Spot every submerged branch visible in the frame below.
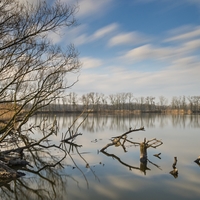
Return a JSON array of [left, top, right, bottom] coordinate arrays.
[[61, 133, 82, 143], [112, 127, 145, 139]]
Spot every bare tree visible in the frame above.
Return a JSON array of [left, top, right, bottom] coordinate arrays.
[[99, 93, 107, 111], [108, 94, 117, 111], [159, 96, 167, 110], [188, 96, 200, 112], [0, 0, 81, 141], [127, 92, 133, 111]]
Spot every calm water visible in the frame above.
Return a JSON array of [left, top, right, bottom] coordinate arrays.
[[1, 114, 200, 200]]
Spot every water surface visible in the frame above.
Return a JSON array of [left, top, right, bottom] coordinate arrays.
[[1, 114, 200, 200]]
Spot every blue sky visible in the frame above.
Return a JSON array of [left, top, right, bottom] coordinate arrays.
[[27, 0, 200, 100]]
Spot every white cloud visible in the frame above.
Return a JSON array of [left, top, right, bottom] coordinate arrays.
[[122, 44, 175, 62], [92, 23, 119, 40], [65, 23, 119, 46], [47, 24, 88, 46], [76, 0, 113, 18], [171, 56, 200, 69], [17, 0, 37, 5], [47, 31, 63, 44], [81, 57, 103, 69], [48, 1, 200, 99], [121, 30, 200, 64], [74, 34, 89, 46], [178, 39, 200, 56], [72, 51, 200, 98], [108, 32, 149, 47], [66, 22, 200, 99], [166, 26, 200, 42]]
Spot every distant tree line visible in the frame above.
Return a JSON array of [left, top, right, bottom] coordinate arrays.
[[38, 92, 200, 114]]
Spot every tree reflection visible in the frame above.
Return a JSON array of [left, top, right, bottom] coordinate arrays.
[[0, 141, 92, 200], [46, 113, 200, 134], [0, 149, 69, 199], [0, 113, 92, 199]]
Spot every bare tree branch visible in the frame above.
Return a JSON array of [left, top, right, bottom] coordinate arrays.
[[0, 0, 81, 141]]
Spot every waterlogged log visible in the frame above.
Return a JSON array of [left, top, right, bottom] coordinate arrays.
[[0, 161, 25, 179], [0, 147, 33, 169], [7, 159, 32, 167]]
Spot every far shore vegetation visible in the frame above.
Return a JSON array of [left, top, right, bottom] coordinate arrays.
[[6, 93, 199, 116], [35, 92, 199, 115]]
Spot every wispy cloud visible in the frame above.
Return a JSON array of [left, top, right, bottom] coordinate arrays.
[[24, 0, 200, 99], [66, 23, 119, 46], [75, 57, 200, 97], [92, 23, 119, 40], [122, 44, 175, 62], [17, 0, 38, 5], [75, 0, 113, 18], [73, 24, 200, 98], [68, 24, 149, 48], [108, 31, 149, 47], [166, 26, 200, 42], [81, 57, 103, 69], [121, 24, 200, 63]]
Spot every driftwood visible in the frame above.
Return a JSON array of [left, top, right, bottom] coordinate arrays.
[[0, 147, 32, 179], [0, 161, 25, 179]]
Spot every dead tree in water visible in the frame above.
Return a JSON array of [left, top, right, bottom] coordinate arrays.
[[100, 127, 145, 152], [140, 138, 163, 163], [100, 127, 163, 174], [100, 127, 163, 161]]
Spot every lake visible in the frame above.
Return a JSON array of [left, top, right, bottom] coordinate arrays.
[[1, 113, 200, 200]]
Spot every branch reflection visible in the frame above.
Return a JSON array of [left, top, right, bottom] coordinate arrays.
[[0, 114, 92, 200]]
